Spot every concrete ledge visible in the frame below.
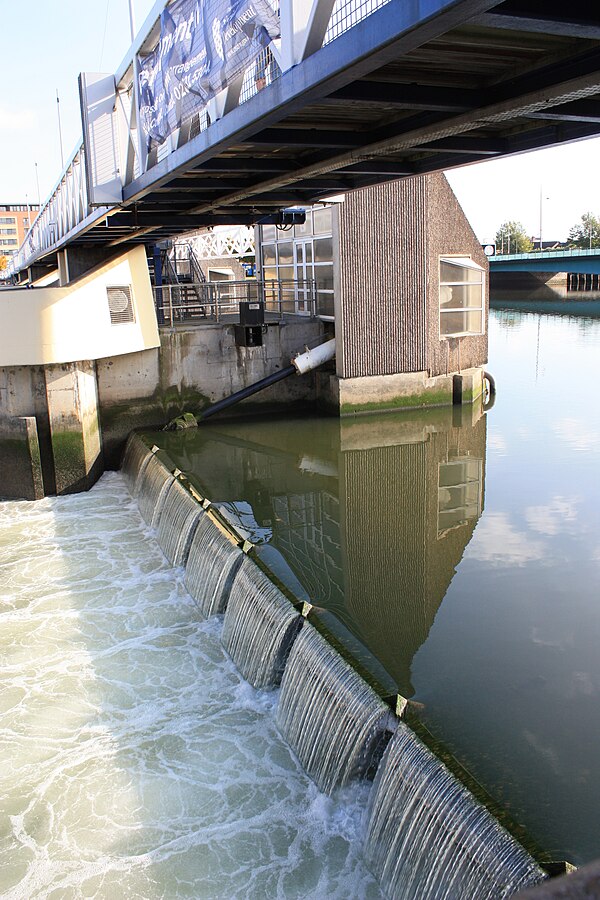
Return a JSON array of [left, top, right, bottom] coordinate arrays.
[[337, 368, 484, 415], [517, 860, 600, 898]]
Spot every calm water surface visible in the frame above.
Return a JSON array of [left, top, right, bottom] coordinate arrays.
[[152, 307, 600, 867]]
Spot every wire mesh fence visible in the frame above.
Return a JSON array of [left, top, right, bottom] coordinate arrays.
[[324, 0, 393, 44]]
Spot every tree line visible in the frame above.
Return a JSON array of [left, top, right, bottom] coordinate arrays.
[[495, 214, 600, 253]]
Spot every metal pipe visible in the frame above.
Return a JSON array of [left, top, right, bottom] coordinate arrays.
[[200, 338, 336, 421], [200, 365, 296, 420]]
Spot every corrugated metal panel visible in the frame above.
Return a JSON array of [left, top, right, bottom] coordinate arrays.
[[337, 178, 427, 378]]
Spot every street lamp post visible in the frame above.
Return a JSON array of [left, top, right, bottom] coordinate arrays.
[[539, 187, 550, 251]]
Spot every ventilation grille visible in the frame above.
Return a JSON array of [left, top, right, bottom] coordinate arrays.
[[107, 285, 135, 324]]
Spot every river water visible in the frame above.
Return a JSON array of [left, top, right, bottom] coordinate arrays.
[[0, 479, 380, 898], [148, 306, 600, 868], [1, 306, 599, 896]]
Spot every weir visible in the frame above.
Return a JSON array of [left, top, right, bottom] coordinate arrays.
[[184, 514, 243, 617], [277, 624, 395, 795], [120, 431, 549, 898], [365, 723, 546, 898], [222, 557, 303, 688], [155, 478, 203, 567], [136, 450, 176, 528]]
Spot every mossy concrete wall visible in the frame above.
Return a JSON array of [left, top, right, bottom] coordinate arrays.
[[0, 361, 103, 498], [96, 320, 324, 467], [321, 367, 484, 416], [0, 416, 44, 500], [44, 362, 103, 494], [0, 319, 323, 496]]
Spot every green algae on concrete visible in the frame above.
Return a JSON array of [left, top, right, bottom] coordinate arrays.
[[50, 429, 101, 494], [340, 389, 452, 415], [99, 386, 212, 468], [0, 432, 44, 500]]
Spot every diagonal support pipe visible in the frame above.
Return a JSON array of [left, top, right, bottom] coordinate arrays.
[[199, 338, 336, 421]]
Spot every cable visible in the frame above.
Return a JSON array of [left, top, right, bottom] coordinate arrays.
[[99, 0, 111, 70]]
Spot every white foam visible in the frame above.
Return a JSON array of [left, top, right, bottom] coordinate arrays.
[[0, 473, 381, 899]]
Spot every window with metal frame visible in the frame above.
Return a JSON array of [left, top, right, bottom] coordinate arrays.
[[439, 257, 484, 338], [258, 206, 334, 318]]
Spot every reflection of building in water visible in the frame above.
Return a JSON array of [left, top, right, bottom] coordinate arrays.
[[157, 405, 487, 697], [271, 491, 344, 609], [338, 408, 486, 695]]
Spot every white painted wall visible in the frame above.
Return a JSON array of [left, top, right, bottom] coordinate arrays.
[[0, 247, 159, 366]]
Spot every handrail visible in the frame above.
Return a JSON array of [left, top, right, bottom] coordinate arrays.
[[154, 278, 318, 326], [7, 0, 395, 278]]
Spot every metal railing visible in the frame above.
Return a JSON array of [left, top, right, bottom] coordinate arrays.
[[10, 0, 397, 278], [154, 279, 317, 326]]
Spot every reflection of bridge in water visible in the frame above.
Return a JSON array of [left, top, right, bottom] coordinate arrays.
[[11, 0, 600, 280], [154, 403, 487, 697]]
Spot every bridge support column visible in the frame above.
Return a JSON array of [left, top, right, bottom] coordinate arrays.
[[0, 361, 104, 500]]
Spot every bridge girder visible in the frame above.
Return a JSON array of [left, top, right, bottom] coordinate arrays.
[[13, 0, 600, 272]]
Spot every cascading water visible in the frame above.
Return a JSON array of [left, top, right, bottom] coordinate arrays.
[[0, 472, 381, 898], [276, 624, 395, 795], [121, 431, 153, 499], [119, 430, 553, 898], [120, 433, 152, 497], [184, 514, 244, 617], [155, 479, 203, 566], [136, 453, 176, 528], [364, 721, 547, 899], [221, 557, 303, 688]]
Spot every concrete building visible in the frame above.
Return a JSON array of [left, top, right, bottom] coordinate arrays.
[[255, 172, 488, 415], [0, 203, 39, 265]]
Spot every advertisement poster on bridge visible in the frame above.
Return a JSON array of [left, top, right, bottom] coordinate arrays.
[[138, 0, 280, 148]]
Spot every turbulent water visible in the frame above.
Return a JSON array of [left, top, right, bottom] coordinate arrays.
[[0, 474, 381, 899]]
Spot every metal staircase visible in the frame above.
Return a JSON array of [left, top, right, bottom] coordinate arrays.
[[149, 243, 209, 319]]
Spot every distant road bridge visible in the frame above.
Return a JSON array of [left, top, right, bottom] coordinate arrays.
[[12, 0, 600, 278], [490, 248, 600, 274]]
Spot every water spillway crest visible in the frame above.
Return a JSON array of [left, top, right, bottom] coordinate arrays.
[[276, 624, 396, 796], [155, 478, 203, 567], [135, 451, 176, 528], [184, 513, 244, 617], [222, 556, 303, 688], [121, 432, 152, 497], [365, 721, 547, 899]]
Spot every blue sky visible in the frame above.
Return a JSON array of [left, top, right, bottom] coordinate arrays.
[[3, 0, 600, 243]]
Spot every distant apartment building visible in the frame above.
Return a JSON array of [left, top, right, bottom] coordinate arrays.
[[0, 203, 39, 261]]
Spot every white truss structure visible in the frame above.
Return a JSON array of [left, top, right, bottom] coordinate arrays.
[[8, 0, 390, 277], [192, 226, 255, 260]]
